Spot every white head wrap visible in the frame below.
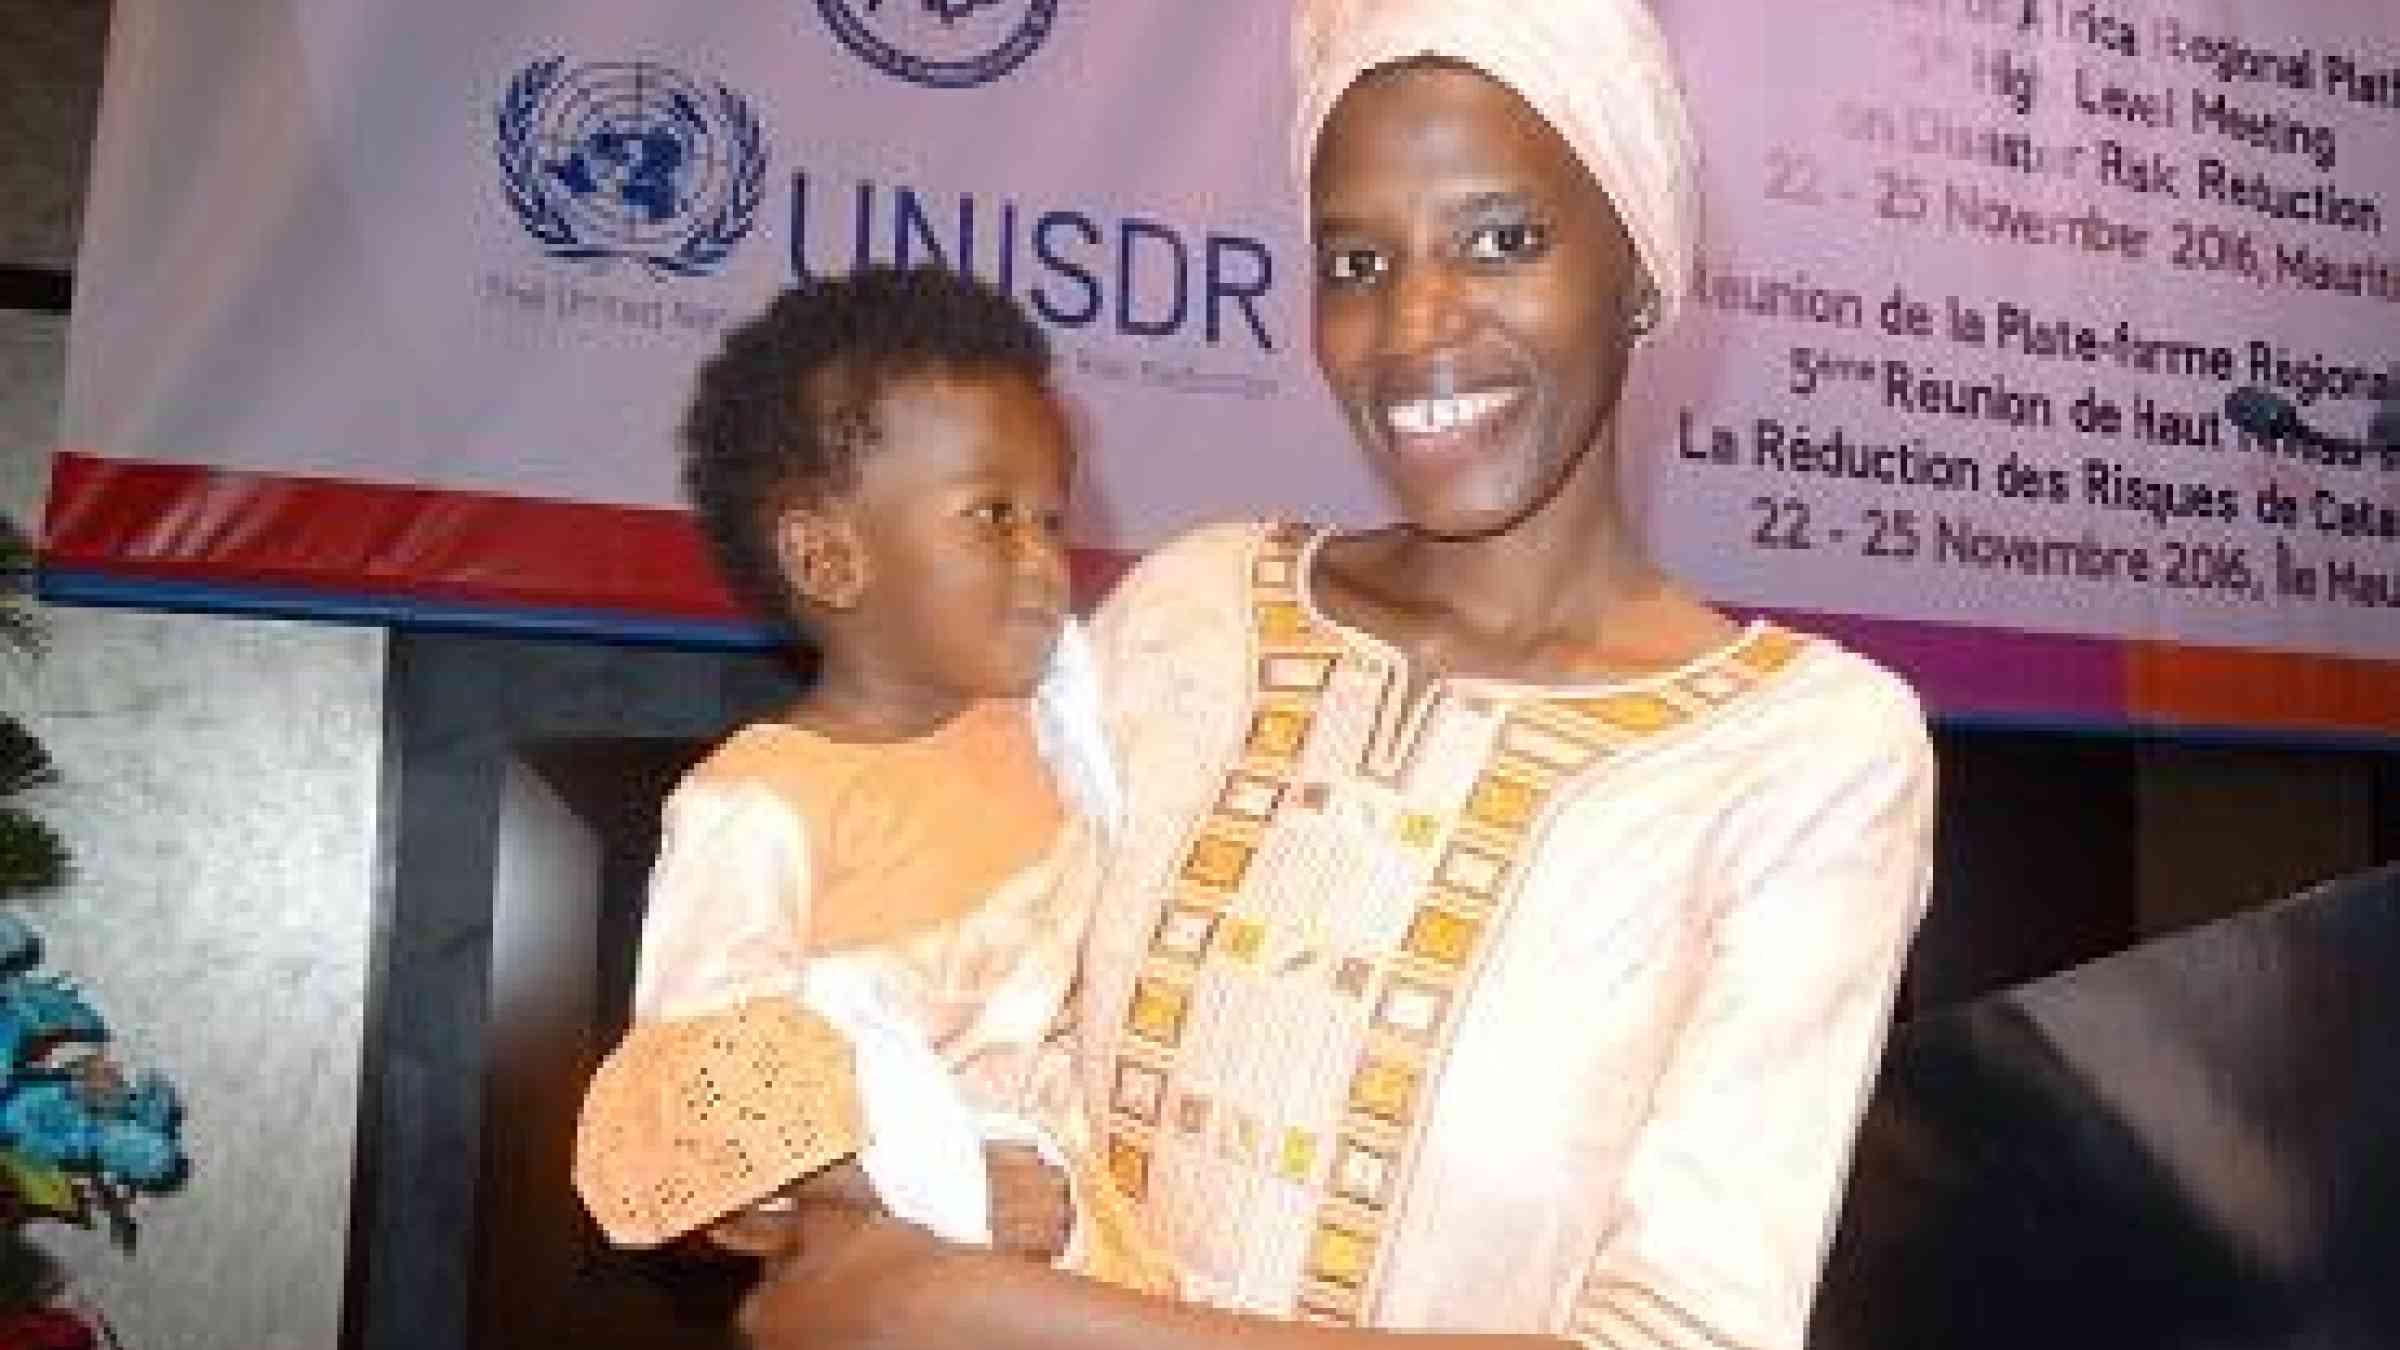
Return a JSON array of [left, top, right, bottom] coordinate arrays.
[[1292, 0, 1701, 329]]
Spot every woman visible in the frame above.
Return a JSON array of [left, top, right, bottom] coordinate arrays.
[[742, 2, 1935, 1347]]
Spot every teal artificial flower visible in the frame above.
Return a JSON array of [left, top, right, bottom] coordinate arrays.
[[0, 977, 101, 1042], [0, 1080, 98, 1166], [0, 1007, 26, 1077], [123, 1070, 178, 1135], [94, 1119, 180, 1188]]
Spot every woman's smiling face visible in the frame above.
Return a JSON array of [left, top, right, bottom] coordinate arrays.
[[1309, 60, 1646, 538]]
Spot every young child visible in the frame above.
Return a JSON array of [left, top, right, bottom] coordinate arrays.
[[571, 264, 1164, 1291]]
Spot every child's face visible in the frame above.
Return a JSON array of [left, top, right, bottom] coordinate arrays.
[[819, 368, 1073, 703]]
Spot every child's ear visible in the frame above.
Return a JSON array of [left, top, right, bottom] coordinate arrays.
[[775, 511, 870, 610]]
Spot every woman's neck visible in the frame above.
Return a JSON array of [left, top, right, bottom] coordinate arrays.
[[1390, 468, 1655, 640], [1321, 427, 1735, 684]]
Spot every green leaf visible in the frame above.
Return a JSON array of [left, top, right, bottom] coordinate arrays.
[[0, 516, 37, 660], [0, 719, 56, 799], [0, 516, 30, 579], [0, 810, 68, 899], [0, 1150, 79, 1217]]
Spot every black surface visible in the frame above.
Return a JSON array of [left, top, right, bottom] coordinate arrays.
[[1814, 864, 2400, 1349]]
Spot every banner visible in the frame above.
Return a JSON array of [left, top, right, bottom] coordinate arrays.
[[1625, 0, 2399, 734], [46, 0, 2399, 734]]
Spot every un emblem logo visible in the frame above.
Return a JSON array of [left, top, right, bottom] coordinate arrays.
[[495, 58, 768, 279], [817, 0, 1058, 90]]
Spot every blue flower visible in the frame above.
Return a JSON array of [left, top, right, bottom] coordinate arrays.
[[0, 913, 35, 969], [0, 978, 102, 1042], [0, 1007, 27, 1074], [123, 1071, 178, 1135], [0, 1080, 99, 1166], [95, 1120, 180, 1187]]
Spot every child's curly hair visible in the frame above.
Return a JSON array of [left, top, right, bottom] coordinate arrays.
[[682, 264, 1053, 629]]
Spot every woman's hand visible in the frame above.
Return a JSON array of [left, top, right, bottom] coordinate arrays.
[[736, 1211, 969, 1350], [736, 1206, 1567, 1350], [985, 1142, 1073, 1263]]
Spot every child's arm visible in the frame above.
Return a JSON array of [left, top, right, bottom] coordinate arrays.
[[575, 777, 861, 1248], [583, 762, 1103, 1267], [630, 778, 814, 1022], [574, 994, 864, 1248]]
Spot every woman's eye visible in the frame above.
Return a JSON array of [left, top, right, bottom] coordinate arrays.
[[1463, 221, 1546, 263], [967, 501, 1011, 526], [1320, 246, 1387, 286]]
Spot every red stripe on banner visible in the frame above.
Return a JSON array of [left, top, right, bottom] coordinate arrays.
[[41, 455, 2398, 738], [2127, 642, 2400, 738], [46, 453, 743, 618], [43, 454, 1139, 618]]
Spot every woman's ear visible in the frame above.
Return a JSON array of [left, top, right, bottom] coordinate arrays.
[[775, 510, 870, 610]]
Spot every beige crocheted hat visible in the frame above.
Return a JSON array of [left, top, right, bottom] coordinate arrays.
[[573, 996, 862, 1248]]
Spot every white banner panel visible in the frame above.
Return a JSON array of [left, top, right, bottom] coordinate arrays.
[[62, 0, 1368, 541], [50, 0, 2400, 726], [1628, 0, 2398, 666]]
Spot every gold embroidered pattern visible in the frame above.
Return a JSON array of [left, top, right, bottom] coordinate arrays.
[[1729, 624, 1806, 675], [1395, 809, 1444, 851], [1249, 708, 1313, 759], [1402, 906, 1480, 968], [1127, 979, 1191, 1045], [1107, 1133, 1150, 1197], [1307, 1220, 1375, 1288], [1559, 690, 1688, 735], [1102, 525, 1813, 1323], [1183, 833, 1256, 889], [1218, 917, 1267, 965], [1278, 1126, 1321, 1183], [1104, 525, 1342, 1203], [1293, 622, 1812, 1326]]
